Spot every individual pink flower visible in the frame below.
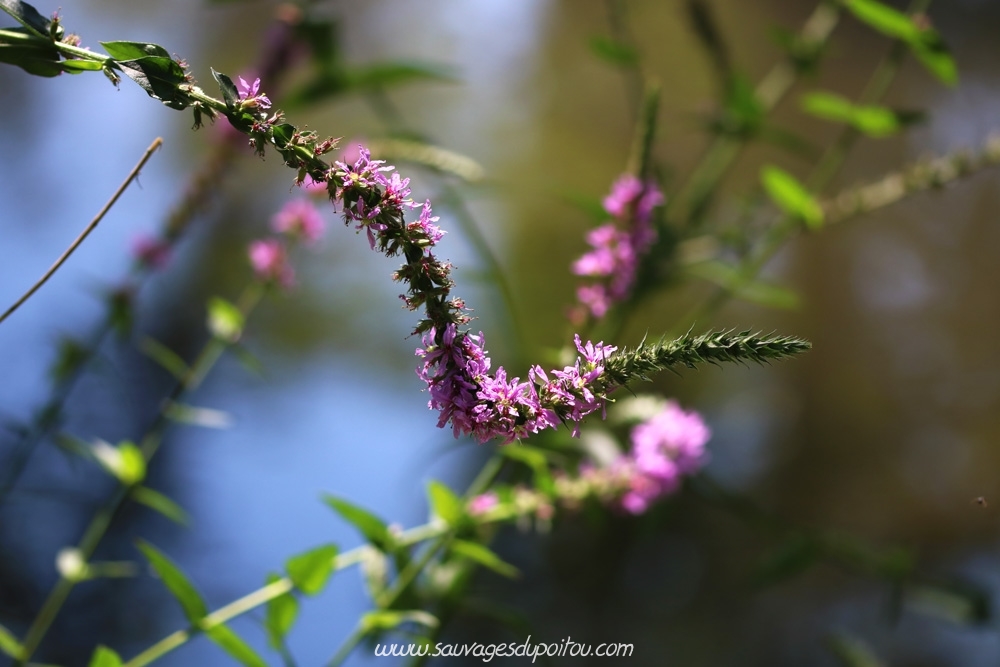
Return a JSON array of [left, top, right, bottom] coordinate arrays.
[[271, 199, 325, 245], [237, 76, 272, 110], [248, 239, 294, 288], [131, 235, 171, 270], [468, 492, 499, 516]]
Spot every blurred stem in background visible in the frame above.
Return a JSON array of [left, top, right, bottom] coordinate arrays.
[[0, 5, 309, 508]]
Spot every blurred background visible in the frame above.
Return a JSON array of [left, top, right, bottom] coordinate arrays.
[[3, 0, 1000, 664]]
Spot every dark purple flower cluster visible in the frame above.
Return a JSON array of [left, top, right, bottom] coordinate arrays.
[[318, 145, 623, 443]]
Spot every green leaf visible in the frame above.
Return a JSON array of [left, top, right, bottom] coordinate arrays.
[[826, 633, 884, 667], [323, 495, 391, 549], [91, 440, 146, 486], [558, 190, 608, 223], [53, 432, 91, 460], [359, 610, 439, 634], [136, 540, 208, 622], [451, 539, 520, 579], [87, 645, 123, 667], [369, 138, 485, 182], [842, 0, 958, 86], [912, 36, 958, 86], [139, 337, 190, 380], [163, 402, 233, 429], [588, 35, 638, 68], [133, 486, 190, 525], [207, 297, 244, 343], [211, 68, 239, 108], [754, 535, 818, 586], [908, 581, 991, 625], [285, 544, 338, 595], [231, 344, 265, 378], [265, 573, 299, 649], [99, 40, 171, 60], [427, 480, 463, 526], [205, 625, 268, 667], [50, 337, 88, 382], [344, 61, 457, 90], [843, 0, 921, 43], [115, 56, 190, 109], [56, 547, 89, 582], [0, 41, 61, 76], [117, 441, 146, 485], [800, 91, 855, 123], [760, 165, 824, 229], [801, 91, 922, 138], [0, 623, 22, 658], [500, 447, 554, 496], [0, 0, 51, 38], [686, 0, 731, 81], [689, 261, 800, 310]]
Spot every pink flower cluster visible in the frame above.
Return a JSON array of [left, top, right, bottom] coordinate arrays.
[[572, 174, 663, 320], [416, 326, 616, 444], [313, 145, 621, 443], [247, 198, 327, 288], [617, 401, 710, 513], [463, 402, 709, 519]]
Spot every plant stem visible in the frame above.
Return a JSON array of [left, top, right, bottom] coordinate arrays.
[[0, 138, 163, 326], [676, 0, 931, 330], [15, 283, 264, 665], [125, 456, 506, 667]]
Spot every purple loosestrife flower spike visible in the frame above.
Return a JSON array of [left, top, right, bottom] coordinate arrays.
[[327, 144, 625, 443], [572, 174, 663, 321]]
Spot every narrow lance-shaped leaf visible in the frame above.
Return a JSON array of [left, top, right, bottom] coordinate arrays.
[[285, 544, 338, 595], [136, 540, 207, 622], [0, 622, 21, 658], [501, 446, 554, 496], [761, 165, 824, 229], [843, 0, 922, 42], [360, 610, 439, 634], [911, 34, 958, 87], [0, 0, 51, 38], [100, 40, 171, 60], [207, 297, 244, 343], [0, 40, 62, 77], [688, 261, 800, 310], [163, 402, 233, 429], [826, 633, 885, 667], [115, 56, 191, 110], [801, 91, 923, 138], [132, 486, 190, 525], [139, 336, 190, 380], [87, 645, 123, 667], [587, 36, 638, 68], [323, 495, 391, 549], [451, 539, 520, 579], [427, 480, 463, 526], [907, 580, 991, 625], [211, 68, 239, 108], [264, 572, 299, 649], [205, 625, 268, 667], [842, 0, 957, 86]]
